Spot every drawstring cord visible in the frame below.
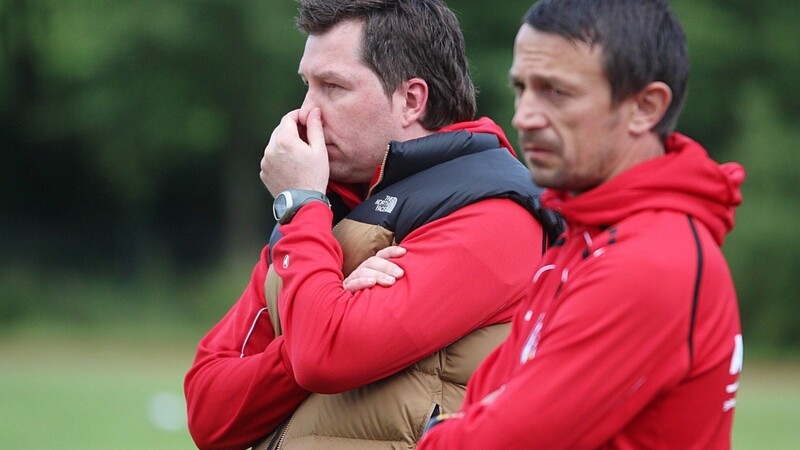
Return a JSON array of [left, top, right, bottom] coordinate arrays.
[[240, 307, 269, 358]]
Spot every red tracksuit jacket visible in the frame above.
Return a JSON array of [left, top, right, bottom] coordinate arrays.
[[184, 120, 546, 450], [417, 133, 745, 449]]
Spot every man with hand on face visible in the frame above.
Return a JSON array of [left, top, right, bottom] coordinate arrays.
[[407, 0, 746, 449], [184, 1, 561, 449]]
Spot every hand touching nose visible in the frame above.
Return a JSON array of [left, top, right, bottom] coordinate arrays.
[[260, 107, 330, 197]]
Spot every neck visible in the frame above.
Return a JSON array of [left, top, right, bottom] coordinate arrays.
[[398, 121, 436, 143], [569, 133, 665, 197], [611, 133, 665, 180]]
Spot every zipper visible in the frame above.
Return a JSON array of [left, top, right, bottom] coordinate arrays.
[[331, 143, 390, 238], [366, 143, 391, 199], [273, 413, 295, 450]]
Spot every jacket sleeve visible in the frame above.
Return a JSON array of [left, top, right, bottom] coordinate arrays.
[[415, 248, 699, 450], [272, 198, 544, 394], [184, 245, 310, 450]]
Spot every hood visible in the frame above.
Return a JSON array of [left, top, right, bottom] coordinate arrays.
[[440, 117, 515, 156], [542, 133, 745, 245], [328, 117, 515, 207]]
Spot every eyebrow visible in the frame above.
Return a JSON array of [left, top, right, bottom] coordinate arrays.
[[508, 65, 538, 85], [298, 69, 351, 86], [509, 69, 575, 91]]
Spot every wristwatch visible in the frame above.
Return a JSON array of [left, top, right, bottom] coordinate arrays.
[[272, 189, 330, 224]]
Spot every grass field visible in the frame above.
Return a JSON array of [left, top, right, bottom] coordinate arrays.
[[733, 358, 800, 449], [0, 327, 197, 449], [0, 327, 798, 449]]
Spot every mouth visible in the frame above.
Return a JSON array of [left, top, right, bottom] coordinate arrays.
[[520, 141, 559, 170], [520, 132, 558, 160], [522, 145, 555, 165], [523, 144, 551, 155]]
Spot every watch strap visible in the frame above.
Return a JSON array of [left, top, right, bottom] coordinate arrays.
[[274, 189, 330, 224]]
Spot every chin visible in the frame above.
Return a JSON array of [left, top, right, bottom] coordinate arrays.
[[329, 169, 361, 185], [523, 158, 536, 172], [530, 170, 558, 190]]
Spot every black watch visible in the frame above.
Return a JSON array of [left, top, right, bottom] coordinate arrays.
[[272, 189, 330, 224]]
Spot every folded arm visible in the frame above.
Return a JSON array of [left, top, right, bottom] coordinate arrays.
[[184, 246, 310, 450], [273, 199, 543, 394]]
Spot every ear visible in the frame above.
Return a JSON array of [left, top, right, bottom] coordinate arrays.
[[395, 77, 429, 127], [628, 81, 672, 136]]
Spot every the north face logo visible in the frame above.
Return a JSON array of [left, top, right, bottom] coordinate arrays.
[[375, 195, 398, 213]]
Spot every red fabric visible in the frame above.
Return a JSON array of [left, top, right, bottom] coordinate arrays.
[[273, 199, 542, 393], [185, 198, 544, 449], [418, 134, 745, 450], [184, 246, 310, 450], [541, 133, 744, 245], [440, 116, 516, 155], [327, 182, 362, 209]]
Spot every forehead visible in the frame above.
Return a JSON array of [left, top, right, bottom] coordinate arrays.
[[299, 20, 370, 78], [510, 24, 605, 84]]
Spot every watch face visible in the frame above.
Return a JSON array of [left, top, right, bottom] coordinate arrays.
[[273, 189, 327, 224], [273, 192, 291, 222]]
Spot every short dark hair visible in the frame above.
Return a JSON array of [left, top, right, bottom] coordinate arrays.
[[524, 0, 689, 141], [296, 0, 477, 130]]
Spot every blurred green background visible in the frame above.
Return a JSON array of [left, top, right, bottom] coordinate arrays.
[[2, 0, 799, 448]]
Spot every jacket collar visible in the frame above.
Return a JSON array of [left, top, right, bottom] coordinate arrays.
[[328, 117, 514, 204]]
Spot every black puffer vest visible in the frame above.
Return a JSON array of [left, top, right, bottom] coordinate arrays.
[[258, 131, 562, 450]]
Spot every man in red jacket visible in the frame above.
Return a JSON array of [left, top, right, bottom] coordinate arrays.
[[409, 0, 746, 449], [184, 1, 560, 449]]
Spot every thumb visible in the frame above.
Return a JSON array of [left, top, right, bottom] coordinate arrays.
[[305, 108, 326, 154]]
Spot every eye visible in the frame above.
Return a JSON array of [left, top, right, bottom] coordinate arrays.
[[510, 80, 525, 96], [543, 85, 568, 99]]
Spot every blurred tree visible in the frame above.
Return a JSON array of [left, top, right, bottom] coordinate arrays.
[[449, 1, 531, 133], [2, 1, 306, 275], [670, 0, 800, 353], [723, 82, 800, 351], [1, 0, 799, 352]]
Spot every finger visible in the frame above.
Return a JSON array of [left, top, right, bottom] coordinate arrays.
[[349, 262, 400, 283], [364, 256, 404, 278], [345, 272, 398, 291], [264, 111, 299, 158], [373, 273, 398, 286], [375, 246, 407, 259], [343, 277, 378, 292], [305, 108, 327, 155], [277, 110, 302, 144], [260, 126, 282, 187], [282, 109, 301, 128]]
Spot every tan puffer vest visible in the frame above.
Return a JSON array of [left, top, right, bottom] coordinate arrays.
[[254, 133, 553, 449], [255, 217, 510, 450]]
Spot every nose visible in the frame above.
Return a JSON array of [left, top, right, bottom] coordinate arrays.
[[299, 90, 316, 118], [511, 91, 548, 132]]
